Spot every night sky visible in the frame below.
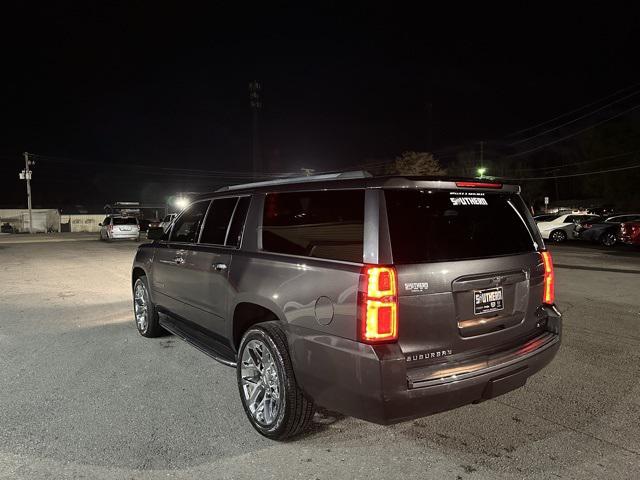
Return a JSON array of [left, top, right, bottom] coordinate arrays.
[[2, 3, 640, 207]]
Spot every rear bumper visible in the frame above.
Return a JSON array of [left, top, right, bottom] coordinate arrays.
[[109, 231, 139, 239], [290, 306, 561, 425]]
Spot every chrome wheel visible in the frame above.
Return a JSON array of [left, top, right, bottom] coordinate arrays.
[[602, 232, 616, 247], [240, 339, 281, 426], [134, 281, 149, 333], [551, 230, 566, 242]]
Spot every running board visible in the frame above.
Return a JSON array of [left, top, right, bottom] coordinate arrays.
[[159, 316, 237, 368]]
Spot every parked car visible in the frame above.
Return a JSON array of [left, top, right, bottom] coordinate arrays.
[[99, 216, 140, 241], [132, 173, 561, 439], [577, 214, 640, 246], [618, 221, 640, 246], [138, 218, 151, 232], [536, 213, 600, 243], [158, 213, 177, 231]]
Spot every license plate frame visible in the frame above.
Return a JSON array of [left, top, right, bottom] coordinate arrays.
[[474, 286, 504, 315]]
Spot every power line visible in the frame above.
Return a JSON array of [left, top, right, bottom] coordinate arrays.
[[511, 149, 640, 172], [506, 80, 640, 138], [508, 88, 640, 146], [26, 153, 292, 178], [506, 102, 640, 158], [502, 163, 640, 181]]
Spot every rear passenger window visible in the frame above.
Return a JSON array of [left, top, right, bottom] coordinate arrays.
[[262, 190, 364, 263], [170, 201, 210, 243], [200, 197, 238, 245]]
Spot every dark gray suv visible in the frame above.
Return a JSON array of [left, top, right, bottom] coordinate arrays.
[[132, 172, 561, 439]]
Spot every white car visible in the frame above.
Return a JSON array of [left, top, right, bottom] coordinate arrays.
[[536, 213, 599, 243], [99, 216, 140, 241]]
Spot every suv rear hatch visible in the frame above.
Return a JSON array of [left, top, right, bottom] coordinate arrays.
[[383, 187, 547, 371], [112, 217, 139, 233]]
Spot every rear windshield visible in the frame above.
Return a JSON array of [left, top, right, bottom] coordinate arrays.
[[112, 217, 138, 225], [385, 190, 537, 263]]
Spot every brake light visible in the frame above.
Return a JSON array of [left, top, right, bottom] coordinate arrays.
[[455, 181, 502, 189], [541, 251, 555, 305], [359, 266, 398, 343]]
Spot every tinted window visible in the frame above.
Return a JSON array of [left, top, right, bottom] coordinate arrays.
[[112, 217, 138, 225], [102, 217, 110, 225], [262, 190, 365, 262], [225, 196, 251, 247], [170, 201, 210, 243], [200, 197, 238, 245], [385, 190, 536, 264]]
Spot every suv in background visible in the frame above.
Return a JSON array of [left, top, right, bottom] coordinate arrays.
[[132, 173, 561, 439], [99, 216, 140, 241]]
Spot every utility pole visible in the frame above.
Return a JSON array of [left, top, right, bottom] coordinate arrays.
[[249, 81, 262, 179], [19, 152, 34, 233]]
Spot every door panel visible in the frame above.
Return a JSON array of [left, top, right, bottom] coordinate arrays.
[[180, 247, 233, 337], [151, 243, 187, 315], [150, 200, 210, 320]]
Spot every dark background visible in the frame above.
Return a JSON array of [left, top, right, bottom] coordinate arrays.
[[2, 3, 640, 208]]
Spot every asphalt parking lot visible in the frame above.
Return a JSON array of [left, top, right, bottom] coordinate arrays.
[[1, 235, 639, 479]]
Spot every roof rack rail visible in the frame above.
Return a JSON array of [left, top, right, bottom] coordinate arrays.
[[215, 170, 373, 192]]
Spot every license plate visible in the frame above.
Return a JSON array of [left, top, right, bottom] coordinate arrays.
[[474, 287, 504, 315]]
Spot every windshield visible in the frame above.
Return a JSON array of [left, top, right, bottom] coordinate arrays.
[[384, 189, 537, 263]]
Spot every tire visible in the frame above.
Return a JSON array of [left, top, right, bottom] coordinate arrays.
[[550, 229, 567, 243], [601, 231, 617, 247], [132, 276, 165, 337], [237, 321, 315, 440]]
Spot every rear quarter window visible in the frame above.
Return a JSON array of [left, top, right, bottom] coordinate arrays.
[[384, 189, 537, 263], [262, 190, 365, 263]]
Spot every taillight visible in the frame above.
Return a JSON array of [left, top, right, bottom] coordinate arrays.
[[540, 251, 555, 305], [455, 181, 502, 189], [359, 266, 398, 343]]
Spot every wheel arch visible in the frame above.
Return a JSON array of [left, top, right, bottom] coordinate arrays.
[[231, 297, 287, 351], [132, 266, 147, 288]]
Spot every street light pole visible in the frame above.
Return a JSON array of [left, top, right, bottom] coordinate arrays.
[[22, 152, 34, 233]]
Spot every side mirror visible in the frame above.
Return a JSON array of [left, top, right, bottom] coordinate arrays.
[[147, 227, 164, 240]]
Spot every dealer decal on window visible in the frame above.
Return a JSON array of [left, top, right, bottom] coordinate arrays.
[[449, 196, 488, 206]]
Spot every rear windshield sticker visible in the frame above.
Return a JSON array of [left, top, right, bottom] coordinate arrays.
[[450, 196, 488, 206]]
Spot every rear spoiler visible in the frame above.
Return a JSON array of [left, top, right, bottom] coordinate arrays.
[[380, 177, 520, 193]]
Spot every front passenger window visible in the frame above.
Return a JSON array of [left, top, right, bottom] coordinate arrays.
[[170, 201, 211, 243]]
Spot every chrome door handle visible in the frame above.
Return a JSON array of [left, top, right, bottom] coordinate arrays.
[[174, 257, 185, 265], [214, 263, 228, 271]]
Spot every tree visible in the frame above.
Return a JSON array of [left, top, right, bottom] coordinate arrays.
[[385, 151, 446, 176]]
